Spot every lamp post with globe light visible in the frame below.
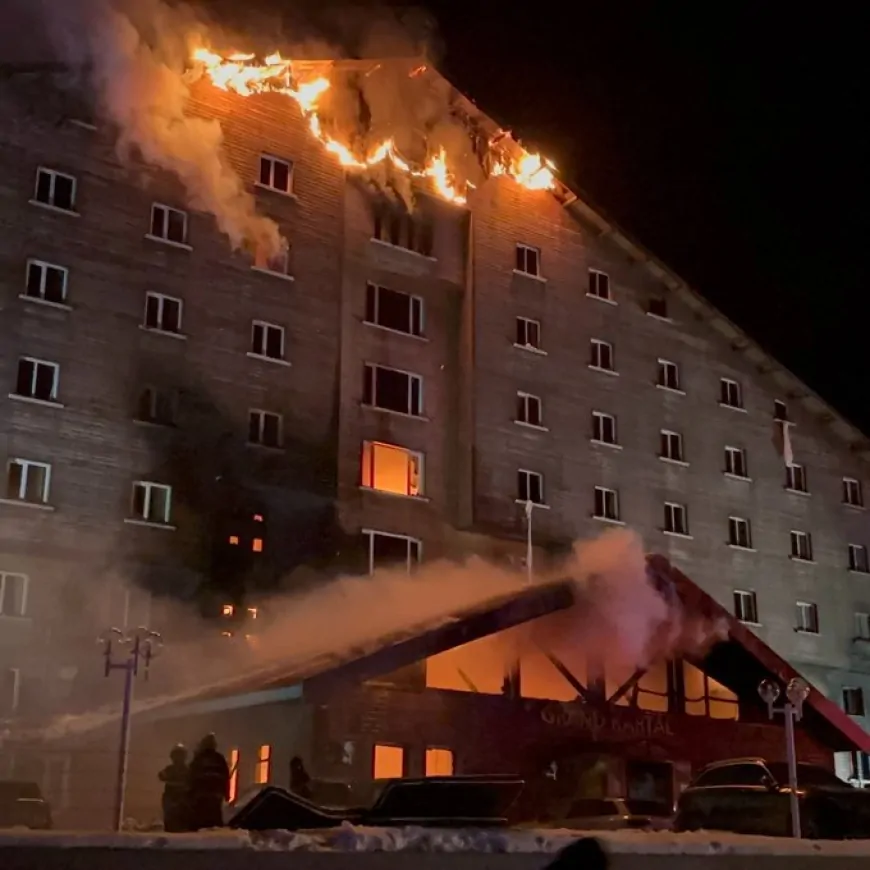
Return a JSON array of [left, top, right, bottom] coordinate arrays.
[[758, 676, 812, 838], [99, 626, 162, 832]]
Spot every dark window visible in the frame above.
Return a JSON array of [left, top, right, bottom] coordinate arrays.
[[592, 412, 617, 445], [365, 284, 423, 336], [516, 393, 543, 427], [373, 206, 433, 257], [796, 601, 819, 634], [248, 411, 282, 448], [368, 532, 420, 573], [844, 688, 866, 717], [258, 155, 293, 193], [34, 168, 76, 211], [590, 340, 614, 371], [849, 545, 869, 573], [790, 531, 813, 561], [515, 317, 541, 349], [515, 244, 541, 277], [657, 359, 680, 390], [363, 365, 423, 416], [517, 470, 544, 504], [786, 463, 808, 492], [774, 400, 788, 421], [594, 487, 619, 521], [144, 293, 182, 333], [251, 322, 284, 359], [664, 503, 688, 535], [588, 270, 611, 300], [150, 204, 188, 245], [136, 387, 176, 425], [720, 378, 743, 408], [660, 430, 683, 461], [15, 358, 58, 402], [729, 518, 752, 549], [647, 297, 668, 318], [725, 447, 748, 478], [843, 478, 864, 507], [25, 261, 67, 304], [733, 589, 758, 623]]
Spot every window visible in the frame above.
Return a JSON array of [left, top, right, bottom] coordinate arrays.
[[143, 292, 182, 334], [373, 205, 433, 257], [664, 502, 689, 536], [248, 410, 283, 448], [849, 545, 869, 573], [843, 687, 866, 718], [373, 744, 404, 779], [258, 154, 293, 193], [657, 358, 681, 391], [14, 358, 59, 403], [25, 260, 68, 305], [647, 297, 668, 319], [5, 459, 51, 505], [251, 321, 285, 361], [365, 531, 421, 574], [728, 516, 752, 549], [363, 364, 423, 416], [592, 411, 617, 445], [660, 430, 684, 462], [855, 613, 870, 641], [790, 530, 813, 562], [593, 486, 619, 522], [136, 387, 177, 426], [516, 392, 544, 427], [720, 378, 743, 409], [365, 284, 423, 337], [515, 316, 542, 351], [786, 463, 808, 493], [589, 339, 614, 372], [515, 244, 541, 277], [361, 441, 423, 497], [518, 469, 545, 505], [1, 668, 21, 714], [724, 446, 748, 478], [228, 749, 240, 803], [587, 269, 611, 301], [844, 477, 864, 508], [130, 481, 172, 525], [425, 748, 454, 776], [253, 242, 291, 276], [33, 168, 76, 211], [0, 573, 28, 618], [774, 400, 788, 422], [796, 601, 820, 634], [255, 744, 272, 784], [733, 589, 758, 624], [149, 203, 188, 245]]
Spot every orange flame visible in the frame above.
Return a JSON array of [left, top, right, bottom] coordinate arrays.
[[191, 48, 555, 206]]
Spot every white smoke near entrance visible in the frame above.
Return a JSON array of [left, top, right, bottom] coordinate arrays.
[[33, 0, 284, 257]]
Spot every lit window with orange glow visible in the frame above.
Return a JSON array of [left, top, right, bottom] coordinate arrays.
[[373, 744, 404, 779], [255, 744, 271, 784], [361, 441, 423, 497], [222, 604, 235, 617], [228, 535, 239, 545], [248, 606, 259, 619], [228, 748, 240, 802], [425, 747, 453, 776], [253, 514, 263, 523], [252, 538, 263, 553]]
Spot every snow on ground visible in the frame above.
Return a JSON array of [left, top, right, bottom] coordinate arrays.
[[1, 824, 870, 855]]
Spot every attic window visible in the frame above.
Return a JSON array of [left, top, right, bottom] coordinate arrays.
[[647, 297, 669, 319]]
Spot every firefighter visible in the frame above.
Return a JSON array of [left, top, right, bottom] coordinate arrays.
[[187, 733, 230, 830], [158, 744, 190, 832]]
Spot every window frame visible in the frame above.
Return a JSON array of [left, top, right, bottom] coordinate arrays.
[[33, 167, 77, 212], [361, 440, 425, 498], [656, 358, 682, 392], [663, 501, 689, 537], [14, 356, 60, 403], [728, 516, 753, 550], [130, 480, 173, 525], [796, 600, 820, 634], [5, 458, 52, 505], [733, 589, 759, 624], [364, 283, 424, 338], [843, 687, 866, 718], [363, 529, 422, 575], [143, 292, 184, 335], [724, 445, 749, 479], [515, 316, 543, 352], [24, 259, 69, 306], [589, 339, 615, 373], [517, 468, 546, 506], [660, 429, 684, 463], [515, 391, 544, 428], [250, 320, 286, 361], [854, 612, 870, 641], [843, 477, 864, 508], [0, 572, 29, 618], [258, 154, 294, 195], [786, 463, 808, 493], [248, 409, 284, 449], [790, 529, 814, 562], [514, 243, 542, 278], [593, 486, 620, 522], [719, 377, 744, 410], [363, 363, 424, 417], [849, 544, 870, 574], [148, 202, 190, 247], [591, 411, 618, 446], [587, 268, 612, 302]]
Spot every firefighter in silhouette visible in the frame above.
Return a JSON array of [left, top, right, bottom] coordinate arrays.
[[289, 755, 312, 799], [158, 744, 190, 832], [187, 733, 231, 829], [545, 837, 609, 870]]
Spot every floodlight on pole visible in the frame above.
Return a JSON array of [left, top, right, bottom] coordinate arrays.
[[99, 625, 163, 832], [758, 676, 809, 839]]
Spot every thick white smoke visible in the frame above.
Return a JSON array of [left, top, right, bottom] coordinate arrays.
[[35, 0, 283, 257]]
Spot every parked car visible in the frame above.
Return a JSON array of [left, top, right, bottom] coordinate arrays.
[[0, 780, 53, 830], [548, 797, 672, 831], [674, 758, 870, 839]]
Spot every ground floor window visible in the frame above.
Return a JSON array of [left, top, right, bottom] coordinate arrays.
[[228, 748, 240, 802], [425, 747, 454, 776], [373, 744, 404, 779], [255, 744, 271, 784]]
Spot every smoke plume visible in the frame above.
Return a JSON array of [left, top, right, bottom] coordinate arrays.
[[34, 0, 283, 257]]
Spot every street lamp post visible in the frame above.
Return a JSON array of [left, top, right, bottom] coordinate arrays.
[[99, 626, 162, 832], [524, 499, 534, 585], [758, 676, 812, 838]]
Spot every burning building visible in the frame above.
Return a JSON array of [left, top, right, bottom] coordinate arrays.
[[1, 16, 870, 822]]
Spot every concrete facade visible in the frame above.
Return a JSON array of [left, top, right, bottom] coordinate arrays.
[[2, 64, 870, 786]]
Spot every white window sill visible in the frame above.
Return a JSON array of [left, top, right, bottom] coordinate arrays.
[[513, 342, 547, 355], [133, 418, 175, 429], [738, 619, 763, 628], [251, 266, 295, 282], [19, 294, 72, 311], [370, 237, 436, 262], [360, 486, 430, 503], [139, 325, 187, 340], [724, 472, 752, 482], [660, 456, 689, 467], [245, 441, 284, 453], [719, 402, 747, 413], [144, 234, 192, 251], [254, 182, 297, 199], [844, 503, 866, 512], [848, 569, 870, 576], [68, 118, 97, 130], [246, 352, 291, 367], [364, 321, 428, 342], [727, 544, 756, 552], [512, 268, 547, 284], [785, 487, 810, 497], [123, 518, 176, 531], [8, 394, 64, 409], [789, 556, 815, 565], [663, 530, 693, 540], [361, 404, 429, 422], [656, 383, 685, 395], [515, 499, 550, 510], [593, 515, 624, 526], [0, 614, 32, 623], [586, 292, 617, 306], [794, 629, 820, 636], [591, 439, 622, 450], [515, 420, 549, 432], [29, 200, 79, 217], [0, 498, 55, 511], [588, 365, 618, 377], [646, 311, 673, 323]]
